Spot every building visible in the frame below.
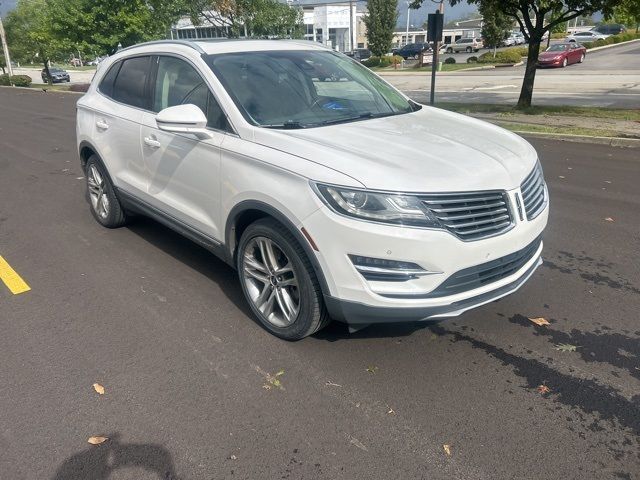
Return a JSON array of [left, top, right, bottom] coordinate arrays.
[[393, 26, 482, 48], [170, 1, 366, 53]]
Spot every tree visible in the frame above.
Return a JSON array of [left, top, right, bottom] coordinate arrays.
[[4, 0, 63, 82], [614, 0, 640, 32], [478, 3, 512, 54], [45, 0, 185, 55], [364, 0, 398, 57], [188, 0, 302, 38], [410, 0, 620, 108]]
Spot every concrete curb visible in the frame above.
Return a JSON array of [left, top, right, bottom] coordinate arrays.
[[0, 85, 85, 95], [512, 131, 640, 148], [586, 38, 640, 53]]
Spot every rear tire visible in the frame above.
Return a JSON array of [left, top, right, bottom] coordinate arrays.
[[85, 155, 127, 228], [237, 218, 330, 340]]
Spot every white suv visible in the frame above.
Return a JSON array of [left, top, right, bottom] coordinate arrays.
[[76, 40, 549, 340]]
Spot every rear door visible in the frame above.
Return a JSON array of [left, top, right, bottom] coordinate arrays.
[[138, 55, 230, 241], [91, 56, 152, 197]]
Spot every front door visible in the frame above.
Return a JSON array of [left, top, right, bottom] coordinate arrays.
[[139, 55, 233, 242]]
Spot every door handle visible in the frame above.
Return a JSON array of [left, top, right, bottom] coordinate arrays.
[[144, 137, 161, 149], [96, 120, 109, 130]]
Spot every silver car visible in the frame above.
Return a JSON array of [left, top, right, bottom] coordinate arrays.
[[446, 38, 483, 53]]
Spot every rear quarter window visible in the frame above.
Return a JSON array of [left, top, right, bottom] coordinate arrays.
[[98, 62, 121, 99]]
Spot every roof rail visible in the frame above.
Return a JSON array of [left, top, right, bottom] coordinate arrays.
[[118, 39, 206, 55]]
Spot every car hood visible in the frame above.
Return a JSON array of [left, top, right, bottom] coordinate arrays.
[[539, 51, 566, 59], [252, 107, 538, 192]]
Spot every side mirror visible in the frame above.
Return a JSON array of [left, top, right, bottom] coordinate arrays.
[[156, 104, 212, 139]]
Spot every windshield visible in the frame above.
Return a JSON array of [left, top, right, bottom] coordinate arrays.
[[547, 44, 569, 52], [205, 50, 417, 129]]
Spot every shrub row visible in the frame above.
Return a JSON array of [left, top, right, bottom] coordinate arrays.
[[362, 55, 404, 68], [581, 31, 640, 49], [478, 49, 523, 64], [0, 74, 32, 87]]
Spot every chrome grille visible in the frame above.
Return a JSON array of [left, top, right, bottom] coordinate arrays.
[[520, 163, 547, 220], [419, 191, 513, 241]]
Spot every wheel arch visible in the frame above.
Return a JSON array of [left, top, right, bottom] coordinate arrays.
[[226, 200, 331, 296]]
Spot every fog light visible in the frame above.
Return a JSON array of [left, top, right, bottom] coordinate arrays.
[[349, 255, 433, 282]]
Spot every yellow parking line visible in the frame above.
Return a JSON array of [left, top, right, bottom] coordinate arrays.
[[0, 255, 31, 295]]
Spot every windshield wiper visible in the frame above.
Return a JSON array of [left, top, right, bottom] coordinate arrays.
[[262, 121, 307, 130], [318, 111, 402, 127]]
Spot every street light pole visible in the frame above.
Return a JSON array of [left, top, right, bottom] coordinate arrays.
[[429, 0, 445, 106], [0, 13, 14, 79]]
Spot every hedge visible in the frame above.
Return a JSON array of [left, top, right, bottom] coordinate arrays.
[[581, 31, 640, 50], [362, 55, 404, 68], [478, 49, 523, 64], [0, 74, 32, 87]]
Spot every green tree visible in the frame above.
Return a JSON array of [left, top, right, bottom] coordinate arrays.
[[4, 0, 64, 82], [410, 0, 620, 108], [614, 0, 640, 32], [364, 0, 398, 57], [478, 2, 512, 53], [45, 0, 185, 56], [189, 0, 302, 38]]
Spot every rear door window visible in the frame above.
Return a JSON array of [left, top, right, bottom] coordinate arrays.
[[112, 56, 152, 110]]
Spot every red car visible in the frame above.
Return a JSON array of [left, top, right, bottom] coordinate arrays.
[[538, 43, 586, 68]]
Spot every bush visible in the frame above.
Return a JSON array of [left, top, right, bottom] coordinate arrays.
[[362, 56, 380, 68], [0, 74, 9, 86], [444, 57, 456, 64], [10, 75, 32, 87], [478, 48, 523, 64], [467, 56, 478, 63]]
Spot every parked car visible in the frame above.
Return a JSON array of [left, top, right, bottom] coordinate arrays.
[[446, 38, 483, 53], [537, 43, 586, 68], [77, 40, 549, 340], [345, 49, 371, 62], [592, 24, 626, 35], [41, 67, 70, 83], [502, 36, 516, 47], [394, 43, 431, 60], [566, 31, 609, 43]]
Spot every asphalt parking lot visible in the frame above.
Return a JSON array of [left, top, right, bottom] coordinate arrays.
[[1, 88, 639, 479]]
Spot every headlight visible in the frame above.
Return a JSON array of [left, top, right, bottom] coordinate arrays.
[[313, 184, 442, 228]]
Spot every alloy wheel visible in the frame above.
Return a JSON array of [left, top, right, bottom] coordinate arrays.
[[242, 236, 300, 328], [87, 164, 110, 219]]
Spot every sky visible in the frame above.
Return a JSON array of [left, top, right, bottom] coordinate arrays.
[[0, 0, 17, 17]]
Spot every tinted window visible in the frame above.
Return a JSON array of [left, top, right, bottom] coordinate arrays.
[[112, 56, 151, 109], [153, 56, 230, 132], [98, 62, 121, 99]]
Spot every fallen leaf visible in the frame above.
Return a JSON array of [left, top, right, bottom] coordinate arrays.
[[529, 317, 550, 326], [87, 436, 108, 445], [537, 384, 551, 394], [366, 366, 379, 374], [230, 455, 237, 460], [443, 444, 452, 456], [387, 406, 395, 415], [92, 383, 105, 395], [325, 381, 342, 387], [263, 369, 285, 390], [605, 217, 614, 222], [555, 343, 578, 352]]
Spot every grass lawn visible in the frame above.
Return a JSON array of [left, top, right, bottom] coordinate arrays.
[[438, 103, 640, 122], [495, 122, 632, 138], [373, 63, 499, 73], [30, 83, 74, 91]]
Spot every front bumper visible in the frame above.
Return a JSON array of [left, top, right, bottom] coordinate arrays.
[[303, 187, 549, 325]]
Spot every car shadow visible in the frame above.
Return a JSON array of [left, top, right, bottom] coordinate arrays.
[[50, 433, 180, 480]]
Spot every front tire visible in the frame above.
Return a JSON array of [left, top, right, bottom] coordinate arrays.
[[85, 155, 127, 228], [446, 47, 453, 54], [237, 218, 330, 340], [466, 47, 472, 53]]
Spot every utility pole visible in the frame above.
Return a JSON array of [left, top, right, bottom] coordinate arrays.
[[429, 1, 445, 106], [405, 1, 411, 46], [349, 0, 355, 52], [0, 13, 14, 79]]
